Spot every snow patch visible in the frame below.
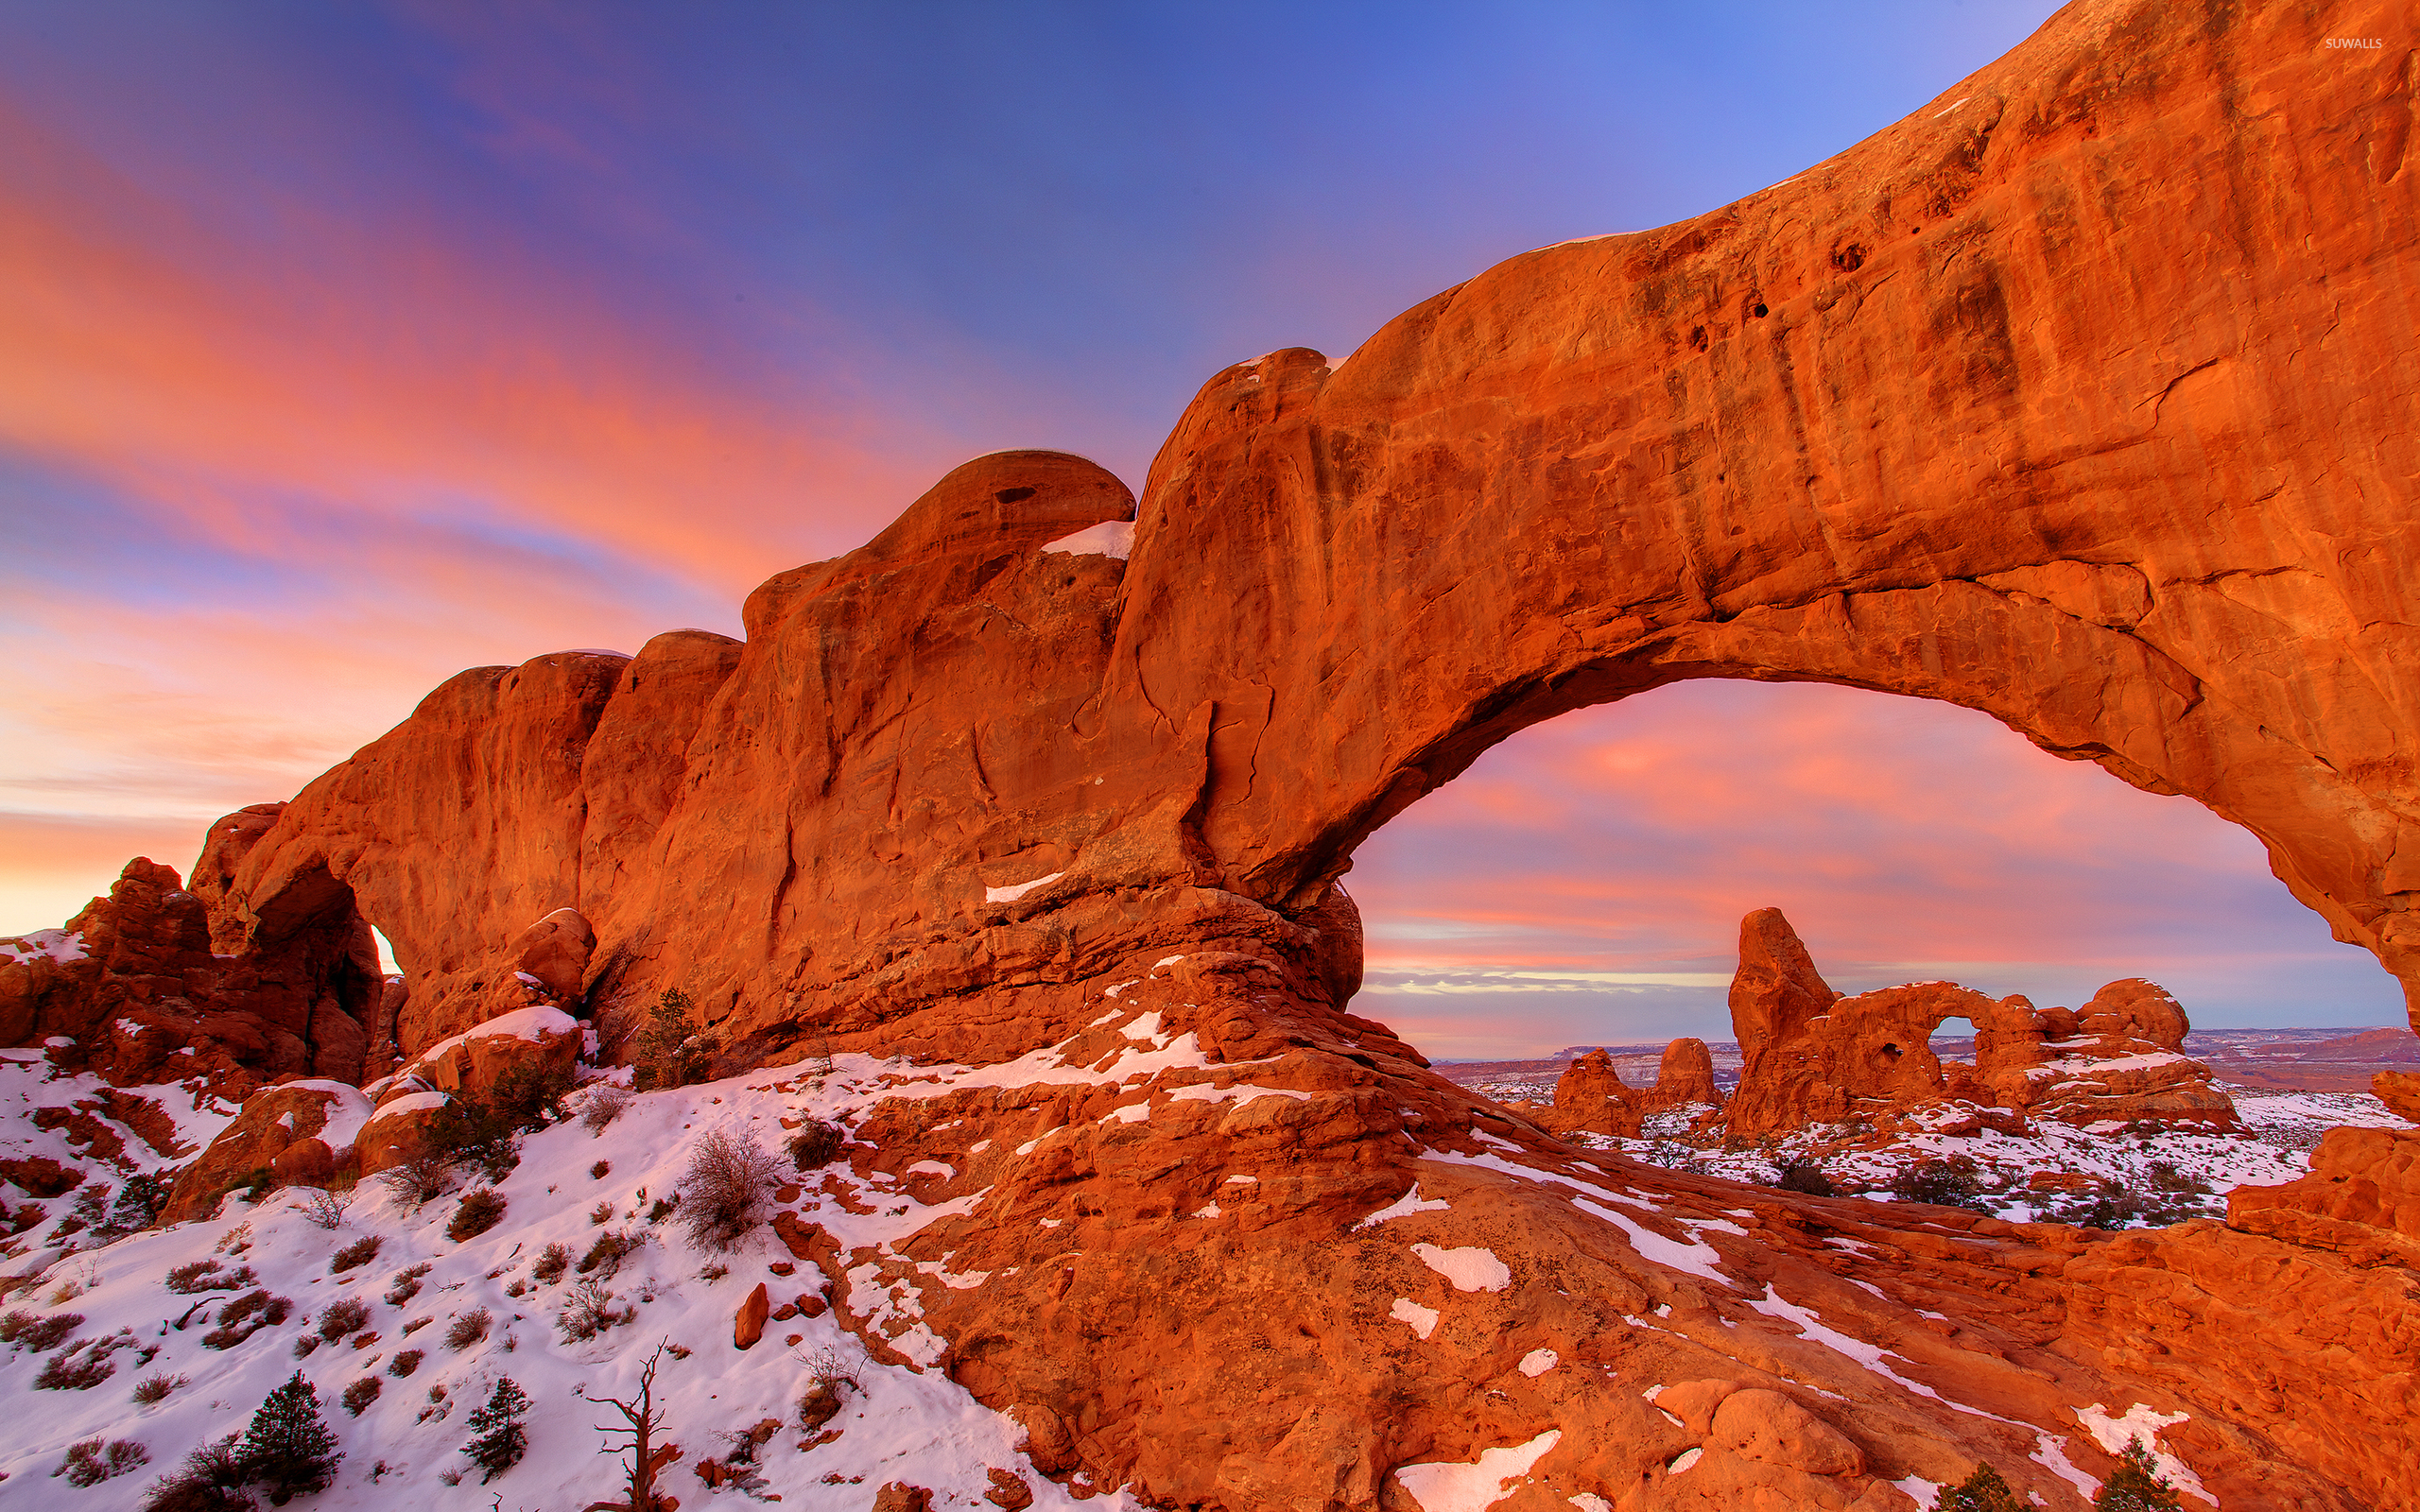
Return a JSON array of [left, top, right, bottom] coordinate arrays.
[[1517, 1348, 1558, 1377], [1394, 1430, 1561, 1512], [2075, 1403, 2213, 1504], [1411, 1243, 1511, 1293], [1354, 1183, 1450, 1229], [985, 871, 1064, 904], [1039, 520, 1134, 559], [0, 928, 87, 965], [1391, 1297, 1441, 1340]]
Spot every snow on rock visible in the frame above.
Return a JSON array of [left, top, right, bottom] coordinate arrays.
[[405, 1006, 581, 1070], [1038, 520, 1134, 559], [1893, 1475, 1944, 1510], [0, 927, 88, 964], [1393, 1429, 1561, 1512], [1391, 1297, 1441, 1340], [985, 871, 1065, 904], [1411, 1243, 1511, 1293], [1517, 1349, 1558, 1377], [1572, 1196, 1732, 1286], [1354, 1183, 1451, 1229], [2076, 1403, 2214, 1504]]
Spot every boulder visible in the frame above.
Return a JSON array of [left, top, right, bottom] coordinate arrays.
[[735, 1282, 769, 1349], [159, 1081, 373, 1223], [1708, 1389, 1865, 1476]]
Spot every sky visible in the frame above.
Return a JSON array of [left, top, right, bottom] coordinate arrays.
[[2, 1, 2404, 1056]]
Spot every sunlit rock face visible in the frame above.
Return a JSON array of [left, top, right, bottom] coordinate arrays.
[[6, 0, 2420, 1503]]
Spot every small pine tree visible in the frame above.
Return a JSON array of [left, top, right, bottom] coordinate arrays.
[[2095, 1438, 2184, 1512], [239, 1371, 341, 1504], [1940, 1462, 2025, 1512], [631, 988, 717, 1090], [460, 1376, 529, 1483]]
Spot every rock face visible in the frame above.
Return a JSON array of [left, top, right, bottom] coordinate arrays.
[[0, 856, 380, 1099], [158, 1081, 372, 1224], [1720, 910, 2235, 1140], [9, 0, 2420, 1504]]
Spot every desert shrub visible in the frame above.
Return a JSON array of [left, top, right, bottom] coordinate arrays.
[[201, 1292, 290, 1350], [375, 1151, 459, 1206], [786, 1120, 845, 1170], [329, 1235, 381, 1273], [38, 1332, 131, 1388], [424, 1094, 523, 1184], [460, 1377, 530, 1482], [340, 1377, 382, 1417], [3, 1309, 82, 1351], [1889, 1158, 1995, 1213], [388, 1348, 424, 1378], [580, 1083, 632, 1134], [166, 1261, 255, 1296], [299, 1186, 351, 1231], [557, 1278, 635, 1343], [139, 1433, 255, 1512], [1940, 1461, 2024, 1511], [1772, 1159, 1837, 1196], [290, 1334, 320, 1358], [316, 1296, 371, 1342], [384, 1263, 432, 1307], [57, 1436, 149, 1486], [591, 1160, 612, 1179], [447, 1188, 508, 1242], [240, 1371, 342, 1503], [445, 1307, 492, 1349], [72, 1182, 112, 1227], [678, 1127, 779, 1252], [648, 1195, 680, 1224], [530, 1242, 572, 1284], [577, 1228, 648, 1280], [631, 989, 718, 1091], [132, 1372, 187, 1404], [491, 1059, 579, 1131], [797, 1346, 861, 1429], [2095, 1437, 2184, 1511], [589, 1200, 614, 1226]]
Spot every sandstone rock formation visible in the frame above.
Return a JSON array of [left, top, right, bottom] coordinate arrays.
[[0, 856, 381, 1098], [1548, 1039, 1724, 1137], [157, 1081, 372, 1224], [1720, 909, 2235, 1141], [9, 0, 2420, 1503]]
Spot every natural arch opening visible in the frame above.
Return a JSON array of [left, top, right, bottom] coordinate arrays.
[[1344, 678, 2404, 1063]]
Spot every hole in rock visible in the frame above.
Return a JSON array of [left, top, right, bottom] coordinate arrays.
[[994, 486, 1036, 504], [1342, 679, 2405, 1070]]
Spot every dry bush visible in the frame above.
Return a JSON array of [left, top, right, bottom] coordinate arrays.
[[530, 1242, 572, 1284], [340, 1377, 382, 1417], [581, 1082, 633, 1133], [164, 1261, 253, 1296], [678, 1128, 778, 1252], [556, 1278, 635, 1343], [57, 1436, 148, 1486], [299, 1187, 352, 1231], [444, 1308, 492, 1350], [2, 1309, 82, 1351], [447, 1188, 508, 1242], [38, 1333, 131, 1389], [329, 1236, 381, 1273], [796, 1346, 861, 1429], [786, 1120, 844, 1170], [591, 1160, 612, 1179], [384, 1263, 431, 1307], [576, 1228, 648, 1280], [316, 1297, 371, 1342], [132, 1373, 186, 1405], [589, 1200, 614, 1226], [138, 1433, 253, 1512], [387, 1348, 424, 1378]]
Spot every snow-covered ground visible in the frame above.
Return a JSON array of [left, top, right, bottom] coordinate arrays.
[[1, 1054, 1132, 1512], [1587, 1090, 2413, 1227]]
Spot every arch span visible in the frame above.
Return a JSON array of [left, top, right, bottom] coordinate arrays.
[[210, 0, 2416, 1061]]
